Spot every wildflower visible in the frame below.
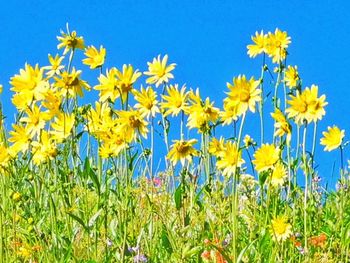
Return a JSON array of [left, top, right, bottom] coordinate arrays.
[[41, 89, 62, 118], [309, 233, 327, 248], [8, 124, 32, 154], [266, 28, 291, 63], [187, 89, 219, 132], [50, 113, 75, 142], [271, 108, 292, 142], [115, 64, 142, 102], [57, 28, 84, 55], [220, 102, 240, 125], [94, 68, 119, 102], [133, 254, 148, 263], [167, 139, 198, 166], [270, 215, 292, 242], [247, 30, 267, 58], [243, 134, 256, 148], [216, 141, 245, 176], [208, 137, 225, 157], [160, 84, 189, 117], [43, 54, 65, 78], [12, 192, 21, 202], [116, 108, 148, 140], [271, 162, 287, 187], [284, 65, 299, 88], [144, 54, 176, 87], [224, 75, 261, 118], [320, 125, 345, 151], [20, 105, 48, 137], [133, 86, 160, 119], [286, 85, 327, 124], [252, 144, 280, 173], [54, 68, 90, 98], [31, 131, 58, 165], [83, 45, 106, 69], [99, 135, 128, 159], [10, 63, 47, 104]]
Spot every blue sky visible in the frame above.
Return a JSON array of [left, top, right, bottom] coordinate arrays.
[[1, 1, 349, 186]]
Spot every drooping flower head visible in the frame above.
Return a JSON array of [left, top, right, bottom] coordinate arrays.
[[320, 125, 345, 151], [271, 108, 292, 142], [284, 65, 299, 88], [144, 55, 176, 87]]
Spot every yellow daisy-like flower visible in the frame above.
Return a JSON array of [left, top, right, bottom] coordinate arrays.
[[20, 105, 48, 137], [224, 75, 261, 118], [50, 113, 75, 142], [160, 84, 188, 117], [43, 54, 65, 78], [115, 64, 142, 102], [31, 131, 57, 165], [243, 134, 256, 148], [286, 85, 327, 124], [271, 109, 292, 142], [167, 139, 197, 166], [116, 109, 149, 141], [270, 215, 292, 242], [266, 28, 291, 64], [133, 86, 160, 119], [54, 68, 90, 98], [271, 162, 287, 187], [208, 137, 225, 157], [216, 141, 245, 176], [57, 29, 85, 55], [320, 125, 345, 152], [8, 124, 32, 154], [247, 30, 267, 58], [284, 65, 299, 88], [187, 89, 219, 133], [99, 133, 128, 159], [220, 102, 240, 125], [94, 68, 119, 102], [252, 144, 280, 173], [83, 45, 106, 69], [144, 54, 176, 87]]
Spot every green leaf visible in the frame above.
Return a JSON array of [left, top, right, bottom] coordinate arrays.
[[68, 213, 89, 232], [174, 183, 183, 210]]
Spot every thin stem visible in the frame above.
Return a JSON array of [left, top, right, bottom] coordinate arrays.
[[302, 124, 308, 252]]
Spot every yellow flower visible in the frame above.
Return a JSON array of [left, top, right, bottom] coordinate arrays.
[[271, 109, 291, 142], [208, 137, 225, 157], [115, 64, 142, 102], [167, 139, 197, 166], [187, 89, 219, 133], [20, 105, 48, 137], [12, 192, 22, 202], [266, 28, 291, 63], [252, 144, 280, 173], [220, 102, 240, 125], [284, 65, 299, 88], [94, 68, 119, 102], [320, 125, 345, 151], [286, 85, 327, 124], [43, 54, 65, 78], [83, 45, 106, 69], [144, 54, 176, 87], [270, 215, 292, 242], [133, 86, 160, 119], [31, 131, 57, 165], [99, 134, 128, 159], [224, 75, 261, 118], [8, 124, 32, 154], [54, 68, 90, 98], [247, 31, 267, 58], [161, 84, 189, 117], [216, 141, 245, 176], [271, 162, 287, 187], [57, 29, 84, 55], [41, 89, 63, 119], [243, 134, 256, 148], [10, 63, 47, 103], [116, 109, 148, 141], [50, 113, 75, 142], [0, 143, 10, 172]]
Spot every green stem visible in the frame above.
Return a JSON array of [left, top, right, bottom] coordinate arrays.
[[302, 124, 308, 252]]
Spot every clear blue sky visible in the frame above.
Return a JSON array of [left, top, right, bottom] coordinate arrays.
[[1, 1, 349, 186]]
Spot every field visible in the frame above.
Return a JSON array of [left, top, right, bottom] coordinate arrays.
[[0, 26, 349, 262]]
